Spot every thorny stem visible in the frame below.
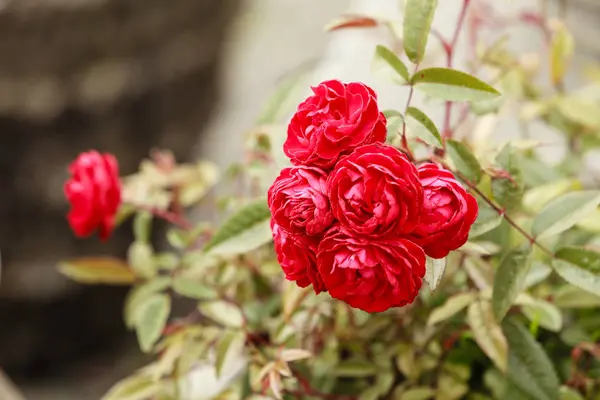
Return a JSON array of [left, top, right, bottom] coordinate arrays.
[[441, 0, 472, 142], [433, 158, 554, 257]]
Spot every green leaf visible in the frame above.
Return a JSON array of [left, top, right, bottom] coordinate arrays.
[[492, 145, 523, 212], [198, 300, 244, 328], [558, 387, 584, 400], [58, 257, 136, 285], [469, 203, 503, 239], [133, 211, 152, 243], [467, 300, 508, 372], [503, 319, 560, 400], [172, 276, 218, 300], [554, 285, 600, 308], [411, 67, 501, 102], [403, 0, 438, 64], [127, 241, 156, 279], [556, 96, 600, 129], [135, 293, 171, 353], [550, 22, 574, 87], [334, 360, 377, 377], [519, 297, 563, 333], [397, 387, 435, 400], [405, 106, 443, 147], [523, 179, 580, 214], [373, 45, 410, 83], [124, 277, 172, 329], [524, 262, 552, 289], [102, 374, 161, 400], [215, 331, 246, 378], [446, 139, 483, 183], [427, 292, 476, 326], [552, 246, 600, 295], [385, 113, 405, 143], [492, 246, 532, 321], [204, 198, 272, 256], [425, 256, 446, 292], [531, 191, 600, 239]]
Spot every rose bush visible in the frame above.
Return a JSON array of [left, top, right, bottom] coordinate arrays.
[[64, 150, 121, 241], [284, 79, 386, 169], [56, 1, 600, 399]]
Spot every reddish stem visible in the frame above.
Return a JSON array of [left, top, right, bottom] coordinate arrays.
[[129, 203, 193, 230]]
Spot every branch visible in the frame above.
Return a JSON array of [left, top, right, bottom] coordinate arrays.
[[127, 203, 192, 230]]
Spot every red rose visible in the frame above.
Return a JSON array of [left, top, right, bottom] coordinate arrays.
[[409, 163, 478, 259], [272, 222, 325, 293], [284, 80, 386, 170], [64, 150, 121, 241], [327, 144, 423, 237], [268, 166, 333, 236], [317, 226, 425, 313]]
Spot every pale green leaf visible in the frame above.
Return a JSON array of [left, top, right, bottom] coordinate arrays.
[[58, 257, 136, 285], [531, 191, 600, 239], [425, 256, 446, 292], [215, 331, 246, 378], [427, 292, 476, 326], [171, 276, 218, 300], [446, 139, 483, 183], [552, 246, 600, 295], [523, 262, 552, 289], [467, 300, 508, 372], [204, 198, 272, 256], [135, 294, 171, 353], [127, 241, 156, 279], [523, 179, 580, 214], [492, 246, 532, 321], [403, 0, 438, 64], [334, 360, 377, 377], [102, 374, 161, 400], [373, 45, 410, 83], [469, 203, 503, 239], [492, 144, 523, 212], [198, 301, 244, 328], [405, 106, 443, 147], [411, 67, 501, 102], [396, 387, 435, 400], [124, 277, 172, 329], [386, 113, 405, 143], [556, 96, 600, 128], [554, 285, 600, 308], [257, 67, 308, 125], [559, 386, 584, 400], [133, 211, 152, 243], [503, 319, 560, 400], [550, 22, 574, 87], [520, 297, 563, 332]]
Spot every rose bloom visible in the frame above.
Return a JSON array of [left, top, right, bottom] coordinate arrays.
[[268, 166, 333, 236], [283, 80, 386, 170], [327, 144, 423, 237], [64, 150, 121, 241], [272, 222, 325, 293], [409, 163, 478, 259], [317, 226, 425, 313]]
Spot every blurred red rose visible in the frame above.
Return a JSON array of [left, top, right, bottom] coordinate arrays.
[[64, 150, 121, 241], [284, 80, 386, 170], [327, 144, 423, 237], [268, 166, 333, 236], [272, 222, 325, 293], [409, 163, 478, 259], [317, 226, 425, 313]]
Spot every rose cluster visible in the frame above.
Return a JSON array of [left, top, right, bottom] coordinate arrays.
[[268, 80, 478, 313]]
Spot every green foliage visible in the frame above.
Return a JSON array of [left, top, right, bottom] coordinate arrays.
[[403, 0, 438, 64], [59, 2, 600, 399]]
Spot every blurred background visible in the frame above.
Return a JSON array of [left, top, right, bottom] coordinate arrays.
[[0, 0, 597, 399]]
